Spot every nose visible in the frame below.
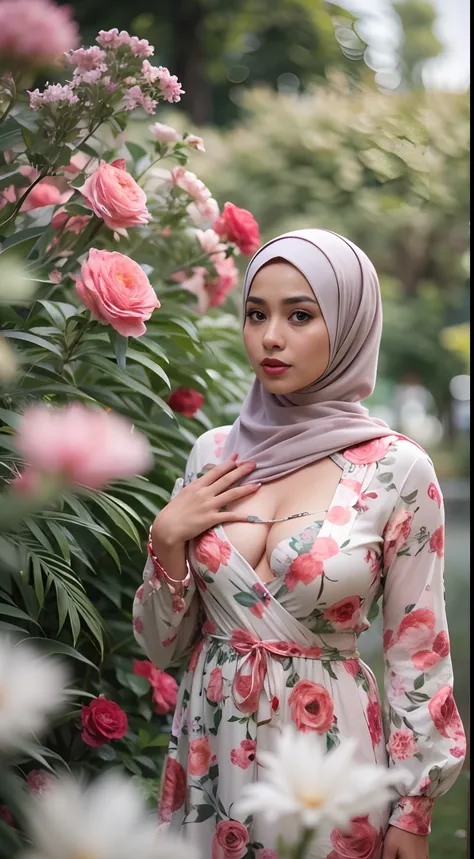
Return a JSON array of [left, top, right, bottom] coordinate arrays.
[[261, 319, 285, 351]]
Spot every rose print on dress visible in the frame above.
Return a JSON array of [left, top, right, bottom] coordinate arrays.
[[207, 667, 224, 703], [212, 820, 249, 859], [194, 530, 231, 573], [427, 482, 442, 508], [383, 509, 414, 568], [428, 685, 464, 740], [288, 679, 335, 734], [323, 596, 362, 631], [392, 796, 435, 836], [230, 739, 256, 769], [285, 552, 323, 591], [188, 736, 213, 776], [429, 525, 444, 558], [326, 815, 384, 859], [387, 729, 418, 761], [366, 696, 383, 747], [343, 436, 394, 465], [158, 757, 186, 823]]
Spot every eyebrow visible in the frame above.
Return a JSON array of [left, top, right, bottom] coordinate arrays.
[[246, 295, 319, 306]]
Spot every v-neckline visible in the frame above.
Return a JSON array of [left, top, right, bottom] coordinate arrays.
[[215, 455, 350, 589]]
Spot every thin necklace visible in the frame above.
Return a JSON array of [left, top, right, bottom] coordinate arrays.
[[245, 510, 327, 524]]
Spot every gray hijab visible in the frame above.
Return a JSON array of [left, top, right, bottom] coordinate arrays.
[[222, 229, 393, 483]]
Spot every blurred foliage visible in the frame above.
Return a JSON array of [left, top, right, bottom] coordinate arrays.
[[393, 0, 444, 88], [181, 75, 469, 428]]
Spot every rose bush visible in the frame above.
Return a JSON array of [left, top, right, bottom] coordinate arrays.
[[0, 9, 259, 854]]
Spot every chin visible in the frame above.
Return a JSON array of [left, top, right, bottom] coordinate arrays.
[[256, 370, 298, 394]]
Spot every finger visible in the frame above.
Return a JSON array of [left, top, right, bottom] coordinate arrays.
[[217, 483, 262, 506], [198, 456, 239, 486], [211, 461, 257, 493]]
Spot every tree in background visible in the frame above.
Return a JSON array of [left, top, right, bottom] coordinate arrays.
[[393, 0, 444, 89]]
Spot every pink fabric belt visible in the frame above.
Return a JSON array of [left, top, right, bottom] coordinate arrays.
[[205, 628, 360, 714]]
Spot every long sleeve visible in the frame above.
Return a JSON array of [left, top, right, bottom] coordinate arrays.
[[132, 450, 202, 671], [381, 451, 466, 835]]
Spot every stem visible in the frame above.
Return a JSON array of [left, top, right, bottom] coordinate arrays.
[[291, 827, 315, 859], [0, 166, 50, 229], [0, 76, 16, 125], [135, 154, 164, 183]]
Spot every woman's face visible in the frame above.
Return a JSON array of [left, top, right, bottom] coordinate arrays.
[[243, 261, 330, 394]]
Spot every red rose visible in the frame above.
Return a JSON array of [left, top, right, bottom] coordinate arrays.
[[366, 697, 383, 747], [432, 630, 450, 658], [133, 659, 178, 714], [387, 728, 418, 761], [0, 805, 14, 827], [207, 666, 224, 703], [344, 436, 394, 465], [167, 387, 204, 418], [428, 685, 463, 739], [323, 596, 362, 631], [194, 530, 231, 573], [188, 736, 213, 776], [343, 659, 361, 678], [395, 607, 436, 652], [429, 525, 444, 558], [288, 679, 335, 734], [427, 482, 442, 508], [158, 756, 186, 823], [411, 650, 440, 671], [394, 796, 434, 836], [383, 509, 413, 568], [212, 819, 249, 859], [80, 696, 128, 747], [285, 552, 324, 591], [230, 739, 257, 770], [214, 202, 260, 256], [328, 815, 383, 859]]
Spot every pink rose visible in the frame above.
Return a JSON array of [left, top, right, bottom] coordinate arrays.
[[188, 197, 220, 229], [343, 659, 360, 678], [188, 736, 212, 776], [207, 253, 239, 308], [52, 207, 91, 235], [326, 506, 352, 526], [0, 0, 79, 67], [15, 402, 152, 489], [207, 667, 224, 703], [383, 509, 414, 568], [214, 202, 261, 256], [343, 436, 394, 465], [167, 387, 204, 418], [81, 696, 128, 747], [133, 660, 178, 714], [171, 166, 211, 203], [411, 650, 440, 671], [285, 552, 324, 591], [76, 248, 160, 337], [427, 482, 442, 508], [194, 530, 231, 573], [432, 630, 450, 658], [26, 769, 55, 796], [230, 739, 256, 769], [21, 180, 71, 212], [149, 122, 180, 143], [395, 608, 436, 652], [428, 685, 464, 739], [185, 134, 205, 152], [158, 756, 186, 823], [328, 815, 383, 859], [365, 548, 381, 575], [366, 697, 383, 747], [79, 162, 150, 230], [311, 536, 340, 562], [323, 596, 362, 631], [387, 729, 418, 761], [212, 820, 249, 859], [429, 525, 444, 558], [288, 679, 335, 734], [394, 796, 434, 836], [188, 638, 204, 672]]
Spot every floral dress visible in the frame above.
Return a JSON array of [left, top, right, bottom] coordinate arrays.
[[133, 428, 466, 859]]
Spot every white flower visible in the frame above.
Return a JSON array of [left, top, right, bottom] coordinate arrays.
[[235, 726, 404, 833], [187, 198, 220, 229], [0, 637, 68, 750], [20, 771, 197, 859], [149, 122, 181, 144]]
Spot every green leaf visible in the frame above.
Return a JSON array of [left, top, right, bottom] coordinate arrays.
[[0, 225, 48, 252], [0, 407, 21, 429], [413, 673, 425, 690], [2, 329, 62, 357], [0, 602, 40, 626], [0, 118, 24, 152], [127, 347, 171, 387], [377, 471, 394, 484], [125, 142, 148, 161], [401, 490, 418, 504], [109, 329, 128, 369], [26, 637, 98, 670], [233, 591, 260, 607]]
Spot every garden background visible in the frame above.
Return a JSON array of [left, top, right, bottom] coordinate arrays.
[[0, 1, 469, 857]]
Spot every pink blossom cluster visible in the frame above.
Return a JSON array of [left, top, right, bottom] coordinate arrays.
[[28, 83, 79, 110], [67, 46, 107, 85], [0, 0, 79, 67], [149, 122, 205, 152], [96, 28, 154, 57], [173, 227, 239, 314]]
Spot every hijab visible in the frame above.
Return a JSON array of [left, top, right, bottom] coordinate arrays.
[[221, 228, 393, 483]]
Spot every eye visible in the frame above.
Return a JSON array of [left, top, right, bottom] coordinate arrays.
[[290, 310, 312, 323], [246, 309, 266, 322]]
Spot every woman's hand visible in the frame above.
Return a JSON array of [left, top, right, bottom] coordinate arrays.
[[151, 454, 260, 548], [383, 826, 429, 858]]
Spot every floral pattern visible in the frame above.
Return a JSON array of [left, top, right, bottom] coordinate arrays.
[[133, 427, 465, 857]]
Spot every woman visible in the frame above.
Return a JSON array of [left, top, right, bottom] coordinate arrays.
[[133, 230, 465, 859]]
